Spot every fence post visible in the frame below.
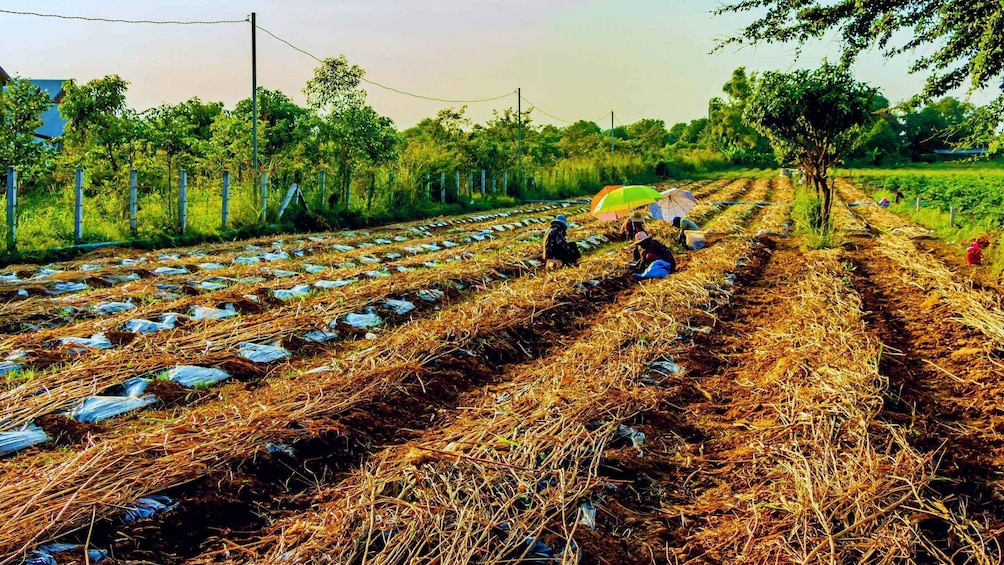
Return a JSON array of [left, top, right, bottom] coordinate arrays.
[[388, 171, 395, 205], [260, 171, 269, 223], [950, 205, 956, 227], [481, 169, 486, 196], [222, 171, 230, 229], [318, 170, 326, 210], [492, 175, 497, 196], [454, 171, 460, 202], [129, 169, 137, 237], [425, 173, 431, 200], [5, 167, 15, 252], [179, 170, 188, 234], [915, 195, 921, 211], [440, 172, 446, 204], [467, 171, 473, 199], [503, 170, 508, 195], [74, 169, 83, 243]]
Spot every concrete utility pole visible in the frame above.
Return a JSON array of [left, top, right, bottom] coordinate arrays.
[[251, 12, 258, 175], [517, 87, 522, 193], [610, 111, 615, 155]]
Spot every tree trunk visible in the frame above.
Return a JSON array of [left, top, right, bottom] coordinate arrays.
[[820, 176, 832, 232]]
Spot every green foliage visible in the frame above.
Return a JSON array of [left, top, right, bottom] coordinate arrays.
[[0, 77, 53, 184], [746, 63, 877, 230]]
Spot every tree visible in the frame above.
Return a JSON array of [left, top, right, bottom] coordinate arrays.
[[745, 63, 877, 231], [0, 77, 53, 186], [708, 68, 773, 164], [59, 75, 139, 188], [305, 56, 397, 210], [717, 0, 1004, 150]]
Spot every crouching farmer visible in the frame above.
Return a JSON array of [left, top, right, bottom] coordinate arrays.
[[632, 232, 676, 279], [543, 214, 581, 268]]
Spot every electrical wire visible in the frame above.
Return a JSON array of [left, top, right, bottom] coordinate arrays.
[[256, 24, 516, 104], [518, 94, 575, 124], [0, 8, 246, 25]]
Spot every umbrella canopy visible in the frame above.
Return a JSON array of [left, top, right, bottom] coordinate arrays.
[[649, 189, 697, 221], [589, 185, 624, 221], [591, 185, 663, 219]]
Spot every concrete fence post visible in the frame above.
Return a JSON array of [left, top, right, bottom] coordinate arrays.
[[503, 170, 508, 195], [915, 195, 921, 211], [481, 169, 486, 196], [74, 169, 84, 243], [950, 205, 956, 227], [260, 171, 269, 223], [129, 169, 137, 237], [440, 172, 446, 204], [318, 170, 326, 210], [222, 171, 230, 229], [455, 170, 460, 201], [492, 175, 497, 196], [6, 167, 15, 252], [425, 173, 431, 200], [179, 170, 188, 234], [467, 171, 473, 198]]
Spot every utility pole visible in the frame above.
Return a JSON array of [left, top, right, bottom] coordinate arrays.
[[517, 87, 522, 194], [610, 111, 615, 155], [251, 12, 258, 176]]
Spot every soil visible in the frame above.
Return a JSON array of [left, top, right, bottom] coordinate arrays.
[[35, 414, 103, 446]]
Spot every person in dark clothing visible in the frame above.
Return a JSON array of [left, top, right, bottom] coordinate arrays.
[[543, 214, 581, 267], [634, 232, 676, 273]]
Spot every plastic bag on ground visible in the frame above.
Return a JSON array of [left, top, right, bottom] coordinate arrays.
[[121, 494, 178, 523], [191, 305, 238, 321], [384, 299, 416, 315], [165, 365, 230, 387], [273, 285, 311, 301], [26, 543, 109, 565], [314, 279, 358, 290], [344, 312, 382, 329], [0, 423, 51, 456], [153, 266, 189, 276], [126, 313, 182, 334], [416, 289, 445, 302], [238, 342, 290, 363], [94, 301, 135, 315], [58, 333, 113, 350]]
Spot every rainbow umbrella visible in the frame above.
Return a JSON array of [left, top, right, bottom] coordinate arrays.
[[589, 185, 624, 221], [591, 185, 664, 219]]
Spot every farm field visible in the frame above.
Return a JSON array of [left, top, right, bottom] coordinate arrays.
[[0, 177, 1002, 564]]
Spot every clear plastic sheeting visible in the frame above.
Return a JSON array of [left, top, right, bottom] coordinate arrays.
[[157, 253, 181, 261], [374, 238, 392, 245], [332, 244, 355, 252], [66, 378, 157, 423], [192, 281, 227, 292], [384, 253, 403, 260], [269, 269, 298, 278], [441, 240, 458, 248], [48, 282, 89, 295], [165, 366, 230, 388], [0, 423, 50, 456], [191, 305, 238, 321], [364, 270, 391, 278], [93, 301, 136, 315], [384, 299, 415, 315], [58, 333, 113, 350], [25, 543, 109, 565], [344, 311, 382, 329], [273, 285, 311, 301], [153, 266, 189, 276], [0, 272, 19, 283], [393, 235, 408, 242], [238, 342, 290, 363], [126, 313, 182, 335], [234, 256, 260, 265], [303, 329, 338, 343], [303, 264, 326, 274], [416, 289, 445, 302], [199, 262, 225, 270], [314, 279, 357, 290], [359, 256, 381, 264], [121, 495, 178, 523]]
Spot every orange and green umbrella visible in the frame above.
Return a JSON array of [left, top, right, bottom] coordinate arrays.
[[591, 185, 663, 219]]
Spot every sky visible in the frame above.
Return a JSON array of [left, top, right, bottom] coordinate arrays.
[[0, 0, 995, 129]]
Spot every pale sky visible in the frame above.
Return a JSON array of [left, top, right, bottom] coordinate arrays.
[[0, 0, 995, 129]]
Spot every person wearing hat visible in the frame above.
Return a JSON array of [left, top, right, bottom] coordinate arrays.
[[620, 210, 646, 241], [543, 214, 581, 268], [672, 216, 704, 249], [632, 231, 676, 275]]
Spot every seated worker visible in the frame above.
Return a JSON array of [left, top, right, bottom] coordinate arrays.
[[634, 256, 674, 279], [619, 210, 646, 241], [543, 214, 581, 267], [634, 232, 676, 274], [672, 216, 705, 250], [967, 237, 988, 265]]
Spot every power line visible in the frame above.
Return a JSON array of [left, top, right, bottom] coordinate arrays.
[[518, 94, 573, 124], [256, 24, 516, 104], [0, 8, 246, 25]]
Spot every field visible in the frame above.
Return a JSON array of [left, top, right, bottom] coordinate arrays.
[[0, 176, 1003, 564]]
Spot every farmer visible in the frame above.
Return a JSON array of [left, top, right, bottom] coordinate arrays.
[[543, 214, 581, 268], [967, 237, 988, 265], [671, 216, 704, 249], [633, 232, 676, 275], [619, 210, 646, 241]]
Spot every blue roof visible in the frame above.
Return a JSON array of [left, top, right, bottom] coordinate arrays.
[[26, 79, 67, 140], [28, 79, 64, 100]]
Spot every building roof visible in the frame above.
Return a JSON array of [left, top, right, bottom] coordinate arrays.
[[0, 71, 68, 140]]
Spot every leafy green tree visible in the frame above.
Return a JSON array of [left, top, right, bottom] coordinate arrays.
[[708, 68, 773, 164], [901, 97, 975, 159], [0, 76, 53, 186], [59, 75, 139, 188], [625, 118, 669, 157], [558, 120, 606, 158], [745, 63, 877, 231], [305, 56, 397, 210], [717, 0, 1004, 151]]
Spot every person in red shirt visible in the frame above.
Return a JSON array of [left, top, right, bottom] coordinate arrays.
[[966, 238, 987, 265]]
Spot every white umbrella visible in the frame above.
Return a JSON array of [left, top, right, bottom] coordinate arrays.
[[649, 189, 696, 221]]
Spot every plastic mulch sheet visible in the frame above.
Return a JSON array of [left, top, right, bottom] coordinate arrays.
[[273, 285, 311, 301], [121, 495, 178, 523], [93, 301, 136, 315], [153, 266, 189, 276], [66, 378, 158, 423], [25, 543, 109, 565], [303, 264, 326, 274], [191, 305, 238, 321], [165, 366, 230, 388], [314, 279, 358, 290], [416, 289, 445, 302], [344, 312, 382, 329], [0, 423, 51, 456], [125, 313, 183, 334], [58, 333, 113, 350], [238, 342, 290, 363], [384, 299, 416, 315]]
